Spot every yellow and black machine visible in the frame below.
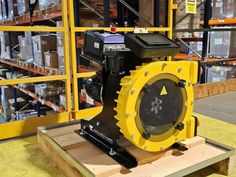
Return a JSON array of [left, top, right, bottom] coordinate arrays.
[[78, 30, 199, 168]]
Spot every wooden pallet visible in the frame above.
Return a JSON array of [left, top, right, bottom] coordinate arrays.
[[194, 78, 236, 100], [38, 123, 235, 177]]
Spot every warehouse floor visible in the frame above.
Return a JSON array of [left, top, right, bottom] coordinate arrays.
[[0, 93, 236, 177]]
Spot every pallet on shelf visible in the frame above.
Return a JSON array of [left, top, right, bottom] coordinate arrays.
[[38, 123, 235, 177], [194, 78, 236, 100]]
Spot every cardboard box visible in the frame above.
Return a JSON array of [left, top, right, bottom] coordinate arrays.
[[212, 0, 236, 19], [16, 110, 38, 120], [38, 0, 52, 10], [209, 27, 236, 58], [138, 0, 167, 27], [18, 32, 34, 61], [59, 94, 74, 108], [34, 83, 65, 97], [32, 34, 57, 67], [56, 21, 65, 71], [17, 0, 30, 15], [207, 66, 236, 83], [44, 51, 59, 68], [175, 0, 201, 38]]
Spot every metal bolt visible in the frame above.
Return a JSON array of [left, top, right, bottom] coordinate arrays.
[[144, 71, 149, 77], [130, 89, 136, 95], [160, 147, 166, 151], [96, 121, 100, 126], [142, 85, 151, 93], [80, 129, 85, 136], [178, 80, 186, 88], [178, 68, 182, 73], [176, 122, 185, 131], [162, 63, 167, 70], [109, 148, 117, 156], [142, 131, 151, 139], [125, 113, 130, 118], [131, 134, 135, 139]]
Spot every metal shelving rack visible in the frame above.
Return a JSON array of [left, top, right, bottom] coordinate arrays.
[[0, 0, 71, 140], [69, 0, 176, 119], [174, 0, 236, 83], [0, 0, 177, 139]]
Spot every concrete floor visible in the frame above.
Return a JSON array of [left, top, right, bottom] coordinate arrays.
[[194, 92, 236, 125]]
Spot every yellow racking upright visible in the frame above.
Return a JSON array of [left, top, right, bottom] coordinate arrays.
[[69, 0, 176, 119], [0, 0, 176, 140], [0, 0, 71, 140]]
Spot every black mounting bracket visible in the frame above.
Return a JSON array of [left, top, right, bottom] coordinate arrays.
[[76, 125, 138, 169]]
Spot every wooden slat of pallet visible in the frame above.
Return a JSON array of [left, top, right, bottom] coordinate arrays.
[[38, 124, 235, 177], [110, 144, 226, 177], [194, 78, 236, 100]]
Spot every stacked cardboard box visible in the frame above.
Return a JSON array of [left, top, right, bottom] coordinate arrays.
[[7, 0, 17, 20], [0, 31, 22, 59], [15, 110, 38, 120], [59, 94, 74, 108], [188, 41, 203, 56], [56, 21, 64, 71], [138, 0, 167, 27], [44, 51, 58, 69], [1, 86, 12, 120], [32, 34, 57, 67], [175, 0, 201, 38], [209, 27, 236, 58], [1, 0, 7, 21], [34, 83, 65, 98], [18, 32, 34, 62], [0, 1, 2, 22], [0, 32, 11, 59], [207, 66, 236, 83], [17, 0, 30, 15], [38, 0, 60, 10], [212, 0, 236, 19]]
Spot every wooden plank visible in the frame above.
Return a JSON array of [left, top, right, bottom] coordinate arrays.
[[179, 136, 205, 149], [211, 156, 235, 176], [38, 124, 235, 177], [194, 78, 236, 100], [45, 124, 80, 138], [38, 131, 84, 177], [54, 133, 87, 150]]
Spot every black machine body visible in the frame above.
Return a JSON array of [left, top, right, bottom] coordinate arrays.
[[78, 31, 181, 169]]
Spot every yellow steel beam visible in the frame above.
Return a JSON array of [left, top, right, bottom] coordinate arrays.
[[73, 27, 171, 32], [61, 0, 72, 115], [74, 107, 103, 120], [0, 112, 70, 140], [0, 75, 67, 86], [69, 0, 80, 112], [167, 0, 174, 61], [0, 26, 65, 32], [75, 72, 96, 79]]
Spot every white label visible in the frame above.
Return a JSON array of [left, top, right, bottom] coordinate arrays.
[[216, 2, 223, 8], [214, 38, 223, 45], [197, 42, 202, 51], [94, 42, 100, 49], [220, 71, 225, 76], [45, 55, 51, 66], [134, 28, 148, 33], [212, 77, 221, 83]]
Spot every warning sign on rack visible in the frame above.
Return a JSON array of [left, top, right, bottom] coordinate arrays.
[[185, 0, 197, 14]]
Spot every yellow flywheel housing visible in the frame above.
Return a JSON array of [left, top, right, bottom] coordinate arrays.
[[115, 61, 198, 152]]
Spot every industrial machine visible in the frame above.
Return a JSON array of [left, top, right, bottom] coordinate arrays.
[[78, 31, 199, 168]]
